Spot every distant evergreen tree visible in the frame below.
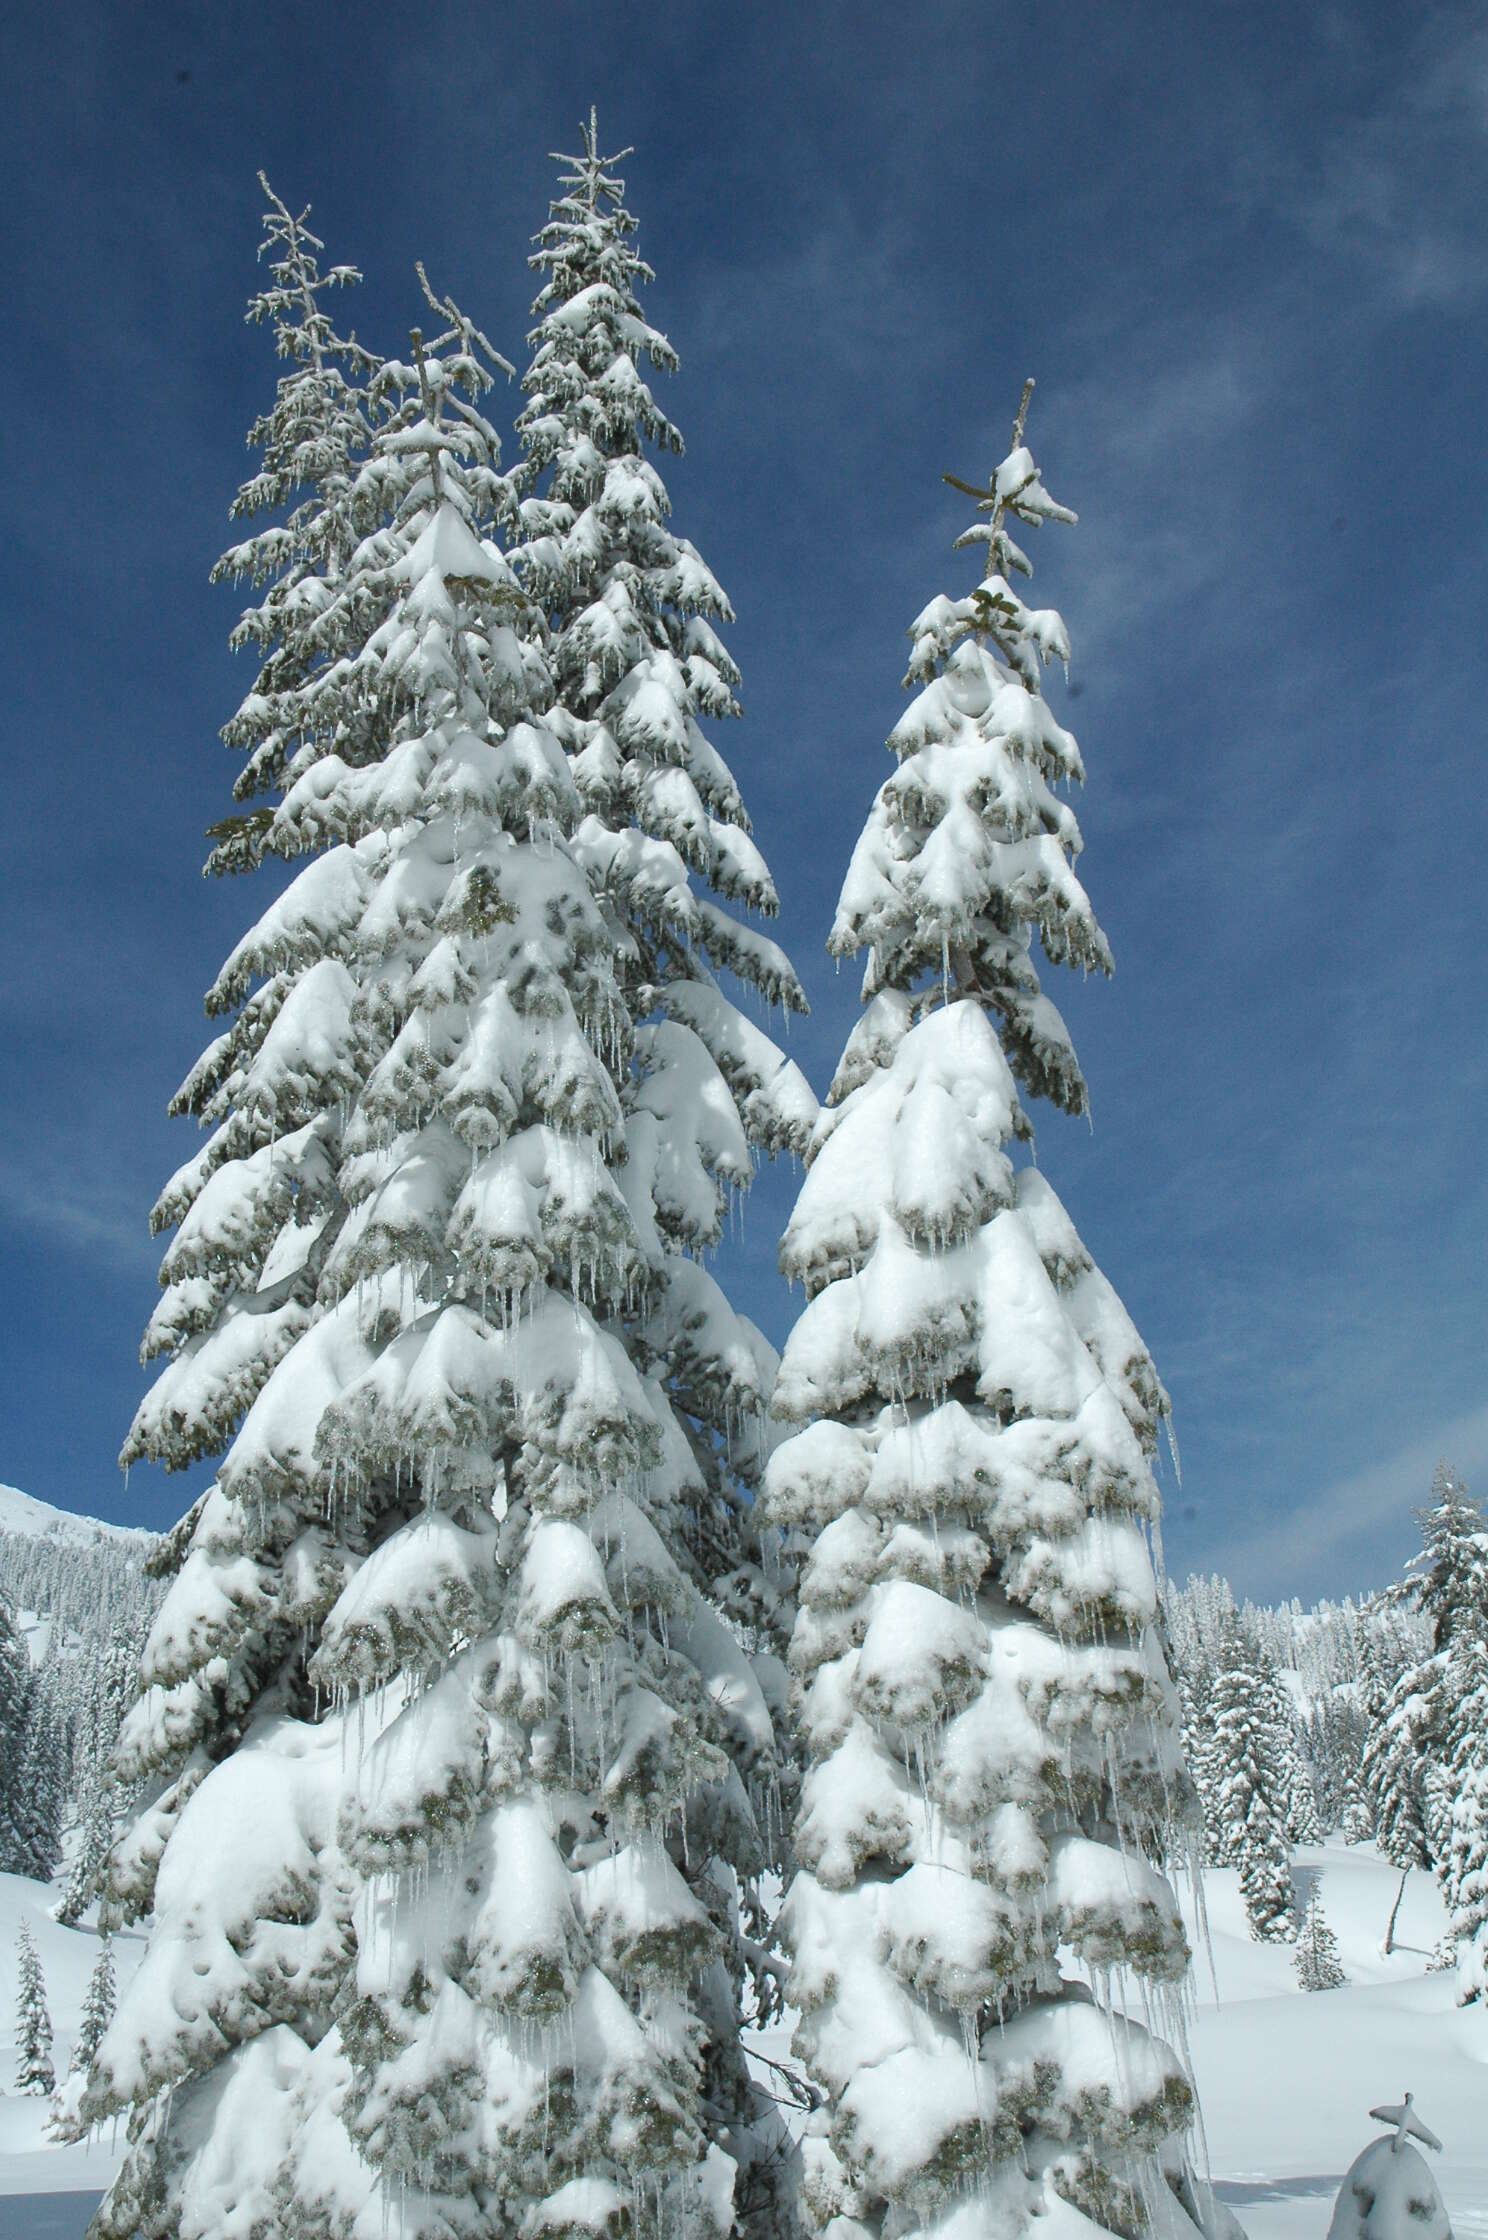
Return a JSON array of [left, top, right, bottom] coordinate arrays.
[[14, 1926, 54, 2095], [1444, 1631, 1488, 2003], [15, 1688, 64, 1882], [1286, 1756, 1323, 1846], [1177, 1664, 1225, 1864], [1293, 1886, 1347, 1989], [72, 1937, 116, 2076], [0, 1594, 28, 1872], [1211, 1627, 1296, 1940], [1360, 1640, 1433, 1874], [1341, 1783, 1375, 1846], [1364, 1466, 1488, 1883], [1307, 1695, 1371, 1832], [1251, 1643, 1317, 1847], [55, 1778, 114, 1928]]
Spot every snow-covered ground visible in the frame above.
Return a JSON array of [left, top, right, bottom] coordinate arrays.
[[0, 1874, 143, 2201], [2, 1840, 1483, 2233], [1183, 1841, 1488, 2237]]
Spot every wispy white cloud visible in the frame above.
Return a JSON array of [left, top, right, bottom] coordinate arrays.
[[1215, 1403, 1488, 1598], [1232, 11, 1488, 313], [0, 1156, 154, 1268]]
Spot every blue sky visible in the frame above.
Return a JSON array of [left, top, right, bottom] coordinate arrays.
[[2, 0, 1485, 1602]]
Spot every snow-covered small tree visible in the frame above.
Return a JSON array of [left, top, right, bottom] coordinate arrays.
[[74, 1937, 117, 2075], [1210, 1629, 1296, 1941], [1328, 2097, 1451, 2240], [14, 1926, 54, 2095], [765, 388, 1211, 2239], [1294, 1887, 1347, 1989]]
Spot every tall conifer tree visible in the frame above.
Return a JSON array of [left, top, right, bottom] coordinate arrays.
[[512, 120, 816, 2225], [765, 389, 1211, 2238], [1210, 1629, 1297, 1942], [120, 178, 377, 1500], [96, 138, 807, 2232], [512, 114, 815, 1603]]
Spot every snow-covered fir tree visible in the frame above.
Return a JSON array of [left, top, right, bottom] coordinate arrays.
[[511, 113, 815, 1616], [14, 1925, 55, 2095], [1443, 1629, 1488, 2003], [1293, 1887, 1347, 1990], [1360, 1638, 1433, 1877], [55, 1776, 116, 1928], [206, 173, 380, 860], [764, 388, 1212, 2239], [0, 1593, 29, 1872], [1286, 1755, 1323, 1847], [1340, 1785, 1374, 1846], [120, 174, 377, 1508], [1176, 1664, 1225, 1863], [1363, 1466, 1488, 1901], [511, 124, 816, 2226], [16, 1682, 64, 1882], [94, 173, 808, 2233], [1210, 1626, 1296, 1941], [1253, 1646, 1318, 1847], [74, 1936, 118, 2075]]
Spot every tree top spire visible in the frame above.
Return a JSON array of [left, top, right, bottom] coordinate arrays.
[[550, 106, 634, 213], [1368, 2095, 1443, 2154], [942, 374, 1077, 563]]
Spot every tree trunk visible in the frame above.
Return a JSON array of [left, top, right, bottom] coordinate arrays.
[[1382, 1866, 1410, 1955]]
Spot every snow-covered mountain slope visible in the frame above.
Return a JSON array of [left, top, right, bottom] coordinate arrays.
[[0, 1486, 153, 1549]]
